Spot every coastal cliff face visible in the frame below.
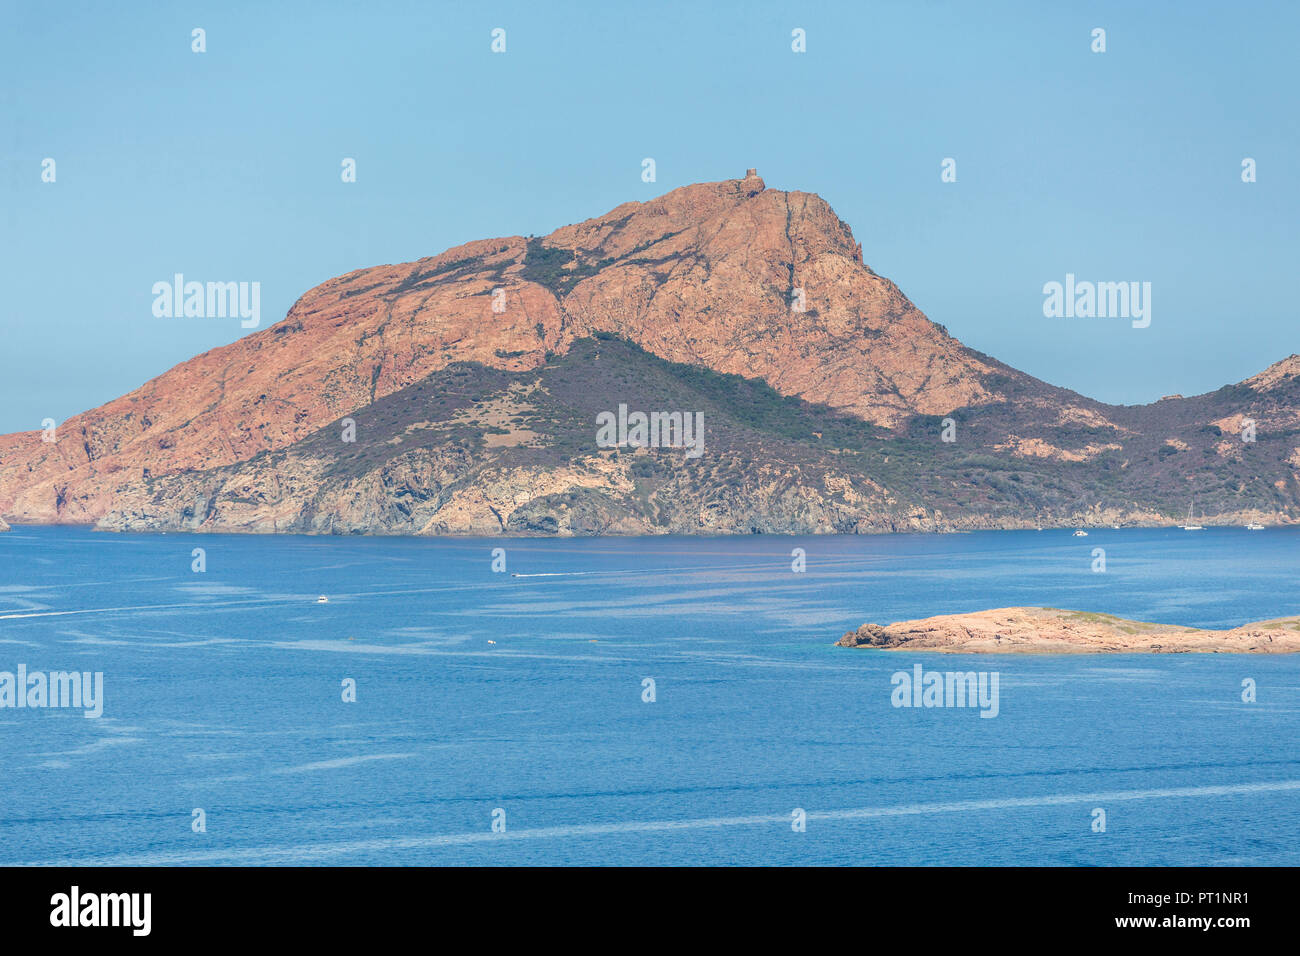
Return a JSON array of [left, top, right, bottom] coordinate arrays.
[[1, 171, 1298, 535], [837, 607, 1300, 653]]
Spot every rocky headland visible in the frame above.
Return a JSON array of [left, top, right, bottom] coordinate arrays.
[[837, 607, 1300, 653], [1, 170, 1298, 535]]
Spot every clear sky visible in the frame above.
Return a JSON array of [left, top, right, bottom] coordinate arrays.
[[2, 0, 1296, 433]]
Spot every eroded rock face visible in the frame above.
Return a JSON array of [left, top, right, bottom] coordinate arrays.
[[836, 623, 890, 647], [0, 171, 1046, 525], [837, 607, 1300, 653], [0, 171, 1297, 533]]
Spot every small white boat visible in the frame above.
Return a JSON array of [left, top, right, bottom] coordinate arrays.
[[487, 639, 496, 645], [1181, 497, 1204, 531], [1246, 523, 1265, 530], [316, 595, 329, 604], [1072, 529, 1088, 537]]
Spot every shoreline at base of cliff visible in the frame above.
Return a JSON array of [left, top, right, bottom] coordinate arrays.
[[0, 518, 1293, 537]]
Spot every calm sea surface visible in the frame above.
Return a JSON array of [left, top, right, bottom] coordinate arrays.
[[1, 525, 1298, 865]]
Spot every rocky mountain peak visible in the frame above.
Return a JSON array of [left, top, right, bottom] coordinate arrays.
[[0, 176, 1295, 531]]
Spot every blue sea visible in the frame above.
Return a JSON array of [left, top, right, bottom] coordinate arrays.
[[1, 525, 1297, 866]]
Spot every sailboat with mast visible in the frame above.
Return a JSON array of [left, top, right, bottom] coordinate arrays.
[[1181, 497, 1204, 531]]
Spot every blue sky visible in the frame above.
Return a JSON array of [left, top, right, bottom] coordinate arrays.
[[2, 0, 1296, 433]]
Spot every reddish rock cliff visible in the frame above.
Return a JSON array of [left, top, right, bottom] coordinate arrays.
[[0, 172, 1021, 524], [0, 172, 1295, 533]]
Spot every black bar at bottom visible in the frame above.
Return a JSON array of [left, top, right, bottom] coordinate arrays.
[[0, 865, 1283, 943]]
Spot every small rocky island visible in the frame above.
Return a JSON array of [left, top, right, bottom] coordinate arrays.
[[837, 607, 1300, 653]]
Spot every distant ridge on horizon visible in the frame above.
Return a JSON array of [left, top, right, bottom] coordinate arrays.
[[1, 170, 1297, 535]]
